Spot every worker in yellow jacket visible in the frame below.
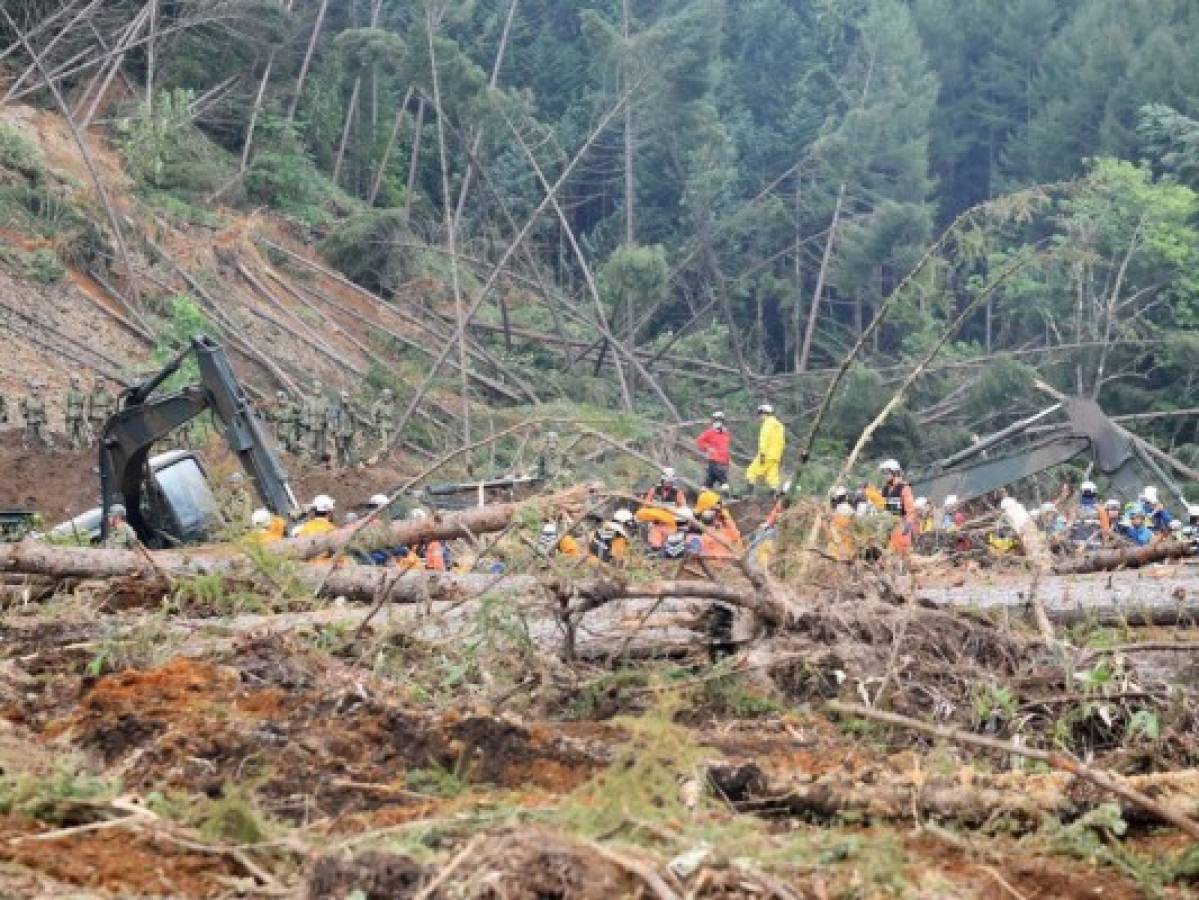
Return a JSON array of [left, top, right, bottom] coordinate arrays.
[[745, 403, 785, 491]]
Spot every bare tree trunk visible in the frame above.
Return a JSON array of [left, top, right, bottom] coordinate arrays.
[[2, 0, 103, 105], [793, 178, 804, 373], [621, 0, 635, 246], [368, 85, 412, 205], [286, 0, 330, 122], [426, 14, 471, 450], [331, 79, 360, 185], [390, 89, 637, 444], [82, 4, 151, 128], [405, 97, 425, 210], [798, 183, 844, 373], [0, 9, 148, 328], [241, 0, 297, 172], [452, 0, 520, 233], [145, 0, 157, 111]]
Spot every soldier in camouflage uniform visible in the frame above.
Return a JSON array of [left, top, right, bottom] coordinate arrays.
[[18, 383, 48, 449], [87, 378, 116, 442], [372, 388, 396, 455], [268, 390, 298, 452], [333, 391, 359, 469], [303, 380, 330, 463], [64, 376, 88, 450]]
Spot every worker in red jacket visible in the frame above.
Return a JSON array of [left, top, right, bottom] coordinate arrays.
[[696, 411, 731, 490]]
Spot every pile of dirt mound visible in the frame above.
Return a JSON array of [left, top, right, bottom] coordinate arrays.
[[0, 432, 96, 522]]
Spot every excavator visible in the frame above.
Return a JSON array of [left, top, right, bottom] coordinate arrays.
[[910, 393, 1190, 515], [80, 334, 299, 547]]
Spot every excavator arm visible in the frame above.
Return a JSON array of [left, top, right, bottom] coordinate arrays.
[[910, 396, 1187, 514], [99, 335, 298, 543]]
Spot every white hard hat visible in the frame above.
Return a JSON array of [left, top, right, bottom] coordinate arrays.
[[830, 485, 848, 500], [1106, 498, 1122, 509], [756, 403, 773, 415], [410, 508, 428, 521], [914, 497, 928, 510], [712, 410, 725, 420], [675, 506, 693, 522], [369, 494, 389, 508], [1000, 497, 1018, 511], [1189, 504, 1199, 518], [312, 494, 335, 513], [540, 522, 558, 536], [1141, 486, 1159, 505], [613, 508, 634, 525], [1168, 519, 1183, 532], [879, 459, 901, 474], [1040, 502, 1056, 513], [835, 502, 854, 516], [251, 509, 271, 528], [944, 494, 959, 508], [661, 467, 676, 481], [109, 503, 127, 518], [1080, 480, 1097, 493]]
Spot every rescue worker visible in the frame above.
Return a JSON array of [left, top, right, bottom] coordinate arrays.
[[1122, 509, 1153, 547], [1099, 497, 1121, 536], [368, 494, 391, 516], [103, 503, 138, 549], [940, 495, 964, 531], [1139, 486, 1173, 533], [401, 509, 448, 570], [745, 403, 785, 492], [829, 485, 849, 510], [294, 494, 337, 537], [268, 391, 297, 452], [302, 380, 330, 462], [1182, 505, 1199, 554], [696, 412, 731, 490], [537, 431, 566, 485], [1078, 480, 1099, 516], [64, 376, 87, 450], [18, 383, 47, 448], [694, 490, 742, 563], [249, 508, 286, 543], [879, 459, 916, 554], [86, 378, 116, 441], [589, 509, 633, 564], [332, 391, 358, 469], [537, 521, 581, 559], [372, 388, 396, 455], [221, 472, 252, 527], [645, 468, 686, 506], [657, 507, 696, 560], [827, 501, 857, 562], [913, 497, 933, 533]]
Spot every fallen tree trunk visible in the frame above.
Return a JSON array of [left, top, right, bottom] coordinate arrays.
[[714, 762, 1199, 832], [1052, 542, 1194, 575], [281, 485, 592, 560]]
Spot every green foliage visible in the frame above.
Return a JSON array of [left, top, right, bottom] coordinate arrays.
[[244, 117, 330, 220], [118, 89, 233, 199], [0, 245, 65, 283], [319, 209, 408, 294], [1138, 104, 1199, 189], [153, 294, 212, 389], [197, 782, 273, 845], [598, 244, 669, 330], [0, 124, 44, 181], [0, 765, 119, 825]]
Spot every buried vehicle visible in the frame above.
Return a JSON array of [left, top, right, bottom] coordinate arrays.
[[52, 335, 299, 548]]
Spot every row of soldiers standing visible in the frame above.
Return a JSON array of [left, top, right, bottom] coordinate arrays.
[[1, 377, 117, 450], [266, 381, 397, 468]]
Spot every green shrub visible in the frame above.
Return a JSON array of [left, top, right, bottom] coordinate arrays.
[[0, 245, 65, 284], [244, 117, 328, 218], [117, 89, 232, 199], [0, 124, 44, 181]]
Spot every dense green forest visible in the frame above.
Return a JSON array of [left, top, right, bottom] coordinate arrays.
[[3, 0, 1199, 471]]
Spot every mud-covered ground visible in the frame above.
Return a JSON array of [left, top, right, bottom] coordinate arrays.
[[0, 560, 1195, 898]]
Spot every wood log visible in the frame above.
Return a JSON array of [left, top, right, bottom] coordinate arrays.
[[1052, 542, 1194, 575]]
